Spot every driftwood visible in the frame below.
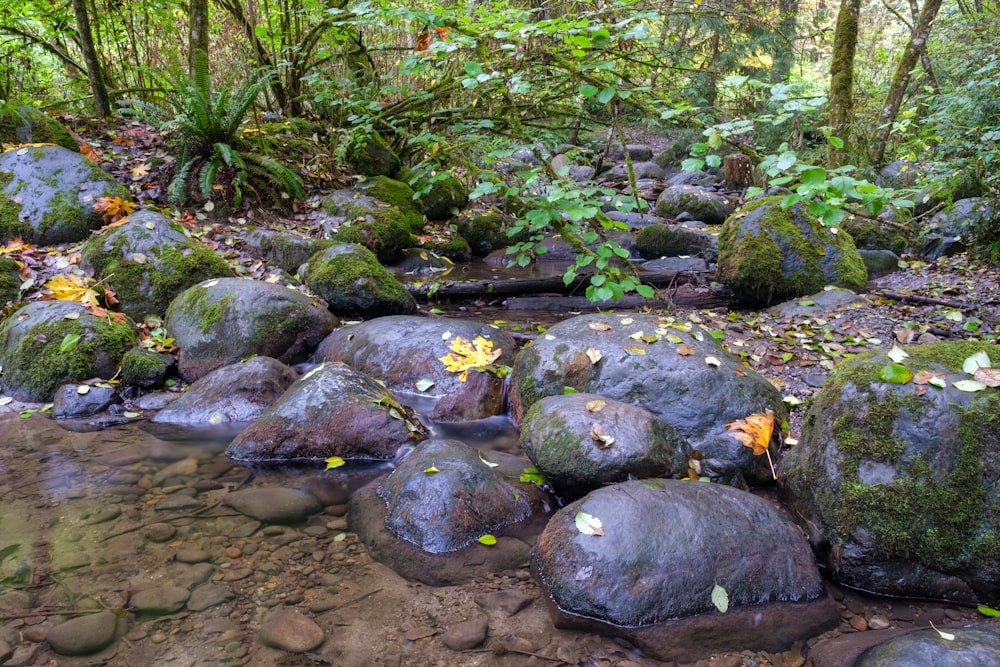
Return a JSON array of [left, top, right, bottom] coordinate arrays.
[[406, 269, 706, 301], [504, 284, 729, 312]]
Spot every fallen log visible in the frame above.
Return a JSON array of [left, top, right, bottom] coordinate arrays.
[[504, 284, 730, 312]]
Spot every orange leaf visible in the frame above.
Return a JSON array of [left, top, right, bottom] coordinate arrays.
[[415, 32, 432, 51], [725, 409, 775, 456], [78, 143, 101, 163]]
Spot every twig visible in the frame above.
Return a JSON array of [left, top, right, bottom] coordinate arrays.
[[326, 588, 383, 612], [464, 647, 564, 662], [871, 289, 975, 309]]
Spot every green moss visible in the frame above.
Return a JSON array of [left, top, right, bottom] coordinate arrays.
[[0, 171, 30, 242], [331, 208, 414, 264], [425, 236, 471, 262], [0, 256, 20, 304], [457, 212, 507, 256], [18, 107, 77, 151], [305, 244, 414, 316], [120, 348, 172, 387], [357, 176, 424, 233], [842, 216, 910, 254], [635, 224, 714, 259], [199, 293, 234, 334], [346, 133, 401, 178]]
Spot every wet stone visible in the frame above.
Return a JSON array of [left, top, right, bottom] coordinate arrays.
[[187, 584, 235, 612], [223, 488, 322, 524], [174, 548, 211, 564], [258, 607, 325, 652], [443, 616, 488, 651], [46, 610, 119, 656], [171, 562, 216, 590], [154, 495, 204, 512], [130, 585, 190, 615], [4, 644, 37, 667], [85, 507, 122, 525], [143, 523, 177, 543], [474, 590, 534, 616]]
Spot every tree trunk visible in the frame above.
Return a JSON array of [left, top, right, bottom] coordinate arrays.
[[870, 0, 944, 166], [771, 0, 801, 83], [188, 0, 210, 90], [827, 0, 862, 168], [70, 0, 110, 118]]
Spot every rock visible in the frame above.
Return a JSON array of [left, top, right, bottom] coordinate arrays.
[[226, 362, 425, 463], [259, 607, 325, 652], [119, 347, 174, 388], [635, 223, 718, 260], [780, 341, 1000, 604], [717, 196, 868, 307], [165, 277, 336, 382], [303, 243, 416, 318], [0, 256, 18, 306], [533, 479, 837, 662], [326, 201, 416, 264], [510, 312, 787, 486], [0, 145, 130, 244], [0, 300, 137, 402], [223, 487, 323, 524], [378, 439, 553, 553], [356, 175, 424, 229], [143, 523, 177, 542], [174, 548, 211, 563], [610, 143, 653, 162], [52, 383, 118, 419], [443, 616, 488, 651], [767, 288, 868, 318], [410, 170, 469, 221], [520, 393, 689, 500], [46, 610, 120, 656], [243, 228, 330, 274], [474, 590, 534, 616], [151, 356, 297, 425], [80, 209, 231, 318], [316, 316, 517, 422], [346, 132, 400, 178], [186, 583, 235, 611], [859, 249, 902, 278], [921, 198, 994, 260], [0, 103, 77, 150], [842, 215, 911, 255], [129, 585, 190, 615], [454, 212, 510, 257], [605, 161, 664, 180], [655, 184, 734, 225], [666, 169, 722, 188], [857, 620, 1000, 666], [877, 160, 921, 189]]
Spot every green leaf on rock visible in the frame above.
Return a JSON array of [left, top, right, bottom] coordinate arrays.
[[711, 583, 729, 613], [575, 510, 604, 536], [414, 377, 435, 392], [978, 605, 1000, 617], [478, 534, 497, 546], [325, 456, 345, 469], [879, 363, 913, 384], [963, 351, 992, 374], [953, 379, 988, 392], [59, 333, 81, 353], [519, 467, 546, 485], [424, 465, 440, 474]]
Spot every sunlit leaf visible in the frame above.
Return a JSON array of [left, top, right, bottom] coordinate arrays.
[[414, 378, 435, 392], [325, 456, 345, 469], [575, 510, 604, 536], [59, 333, 81, 353], [676, 344, 696, 356], [953, 379, 988, 392], [424, 465, 440, 474], [44, 274, 99, 305], [520, 467, 546, 485], [705, 356, 722, 367], [439, 336, 502, 382], [887, 346, 909, 363], [76, 384, 90, 395], [963, 351, 992, 374], [585, 347, 602, 364], [879, 363, 913, 384], [711, 583, 729, 613], [478, 534, 497, 546], [586, 399, 606, 412]]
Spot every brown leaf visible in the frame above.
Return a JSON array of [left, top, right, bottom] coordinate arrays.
[[725, 409, 775, 456], [974, 367, 1000, 387], [894, 327, 916, 344], [590, 422, 615, 448], [676, 344, 696, 356], [589, 322, 612, 331], [913, 370, 945, 385]]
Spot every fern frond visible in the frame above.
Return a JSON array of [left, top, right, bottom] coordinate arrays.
[[169, 156, 200, 205], [199, 156, 221, 201]]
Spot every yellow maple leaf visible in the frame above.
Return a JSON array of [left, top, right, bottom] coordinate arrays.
[[0, 238, 35, 255], [439, 336, 502, 382], [726, 408, 778, 479], [43, 274, 99, 306], [130, 163, 151, 180], [93, 196, 136, 225]]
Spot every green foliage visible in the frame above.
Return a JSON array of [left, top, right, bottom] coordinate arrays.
[[120, 66, 303, 208]]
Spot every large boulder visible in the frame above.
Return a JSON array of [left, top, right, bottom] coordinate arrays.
[[654, 184, 734, 224], [316, 316, 516, 422], [411, 171, 469, 221], [0, 104, 77, 151], [717, 196, 868, 306], [151, 357, 298, 425], [533, 479, 837, 662], [510, 312, 787, 486], [81, 209, 231, 318], [0, 146, 131, 244], [0, 300, 136, 401], [920, 198, 994, 260], [520, 393, 689, 500], [346, 133, 400, 178], [243, 229, 331, 274], [856, 620, 1000, 666], [635, 223, 717, 260], [225, 362, 426, 463], [166, 277, 336, 382], [780, 341, 1000, 605], [303, 244, 416, 318]]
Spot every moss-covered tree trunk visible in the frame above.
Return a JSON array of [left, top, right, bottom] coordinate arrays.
[[869, 0, 944, 166], [188, 0, 210, 91], [827, 0, 862, 168], [771, 0, 801, 83], [70, 0, 110, 118]]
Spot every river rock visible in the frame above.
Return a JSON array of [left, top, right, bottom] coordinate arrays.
[[303, 243, 416, 317], [780, 341, 1000, 604], [655, 184, 734, 224], [129, 585, 190, 615], [226, 362, 425, 463], [259, 607, 325, 652], [921, 197, 993, 259], [0, 300, 137, 402], [510, 312, 787, 486], [80, 209, 230, 318], [443, 616, 488, 651], [119, 347, 174, 388], [717, 195, 868, 306], [46, 610, 120, 656], [52, 383, 118, 419], [243, 228, 330, 274], [223, 487, 322, 523], [187, 583, 235, 611], [316, 315, 517, 421], [635, 223, 718, 260], [0, 145, 130, 244], [166, 277, 336, 382], [520, 393, 689, 500], [533, 479, 837, 662], [857, 620, 1000, 666], [151, 356, 297, 425]]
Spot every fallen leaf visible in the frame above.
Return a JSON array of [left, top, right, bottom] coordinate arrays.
[[726, 409, 777, 479], [894, 328, 916, 344], [676, 344, 696, 356], [590, 422, 615, 448], [43, 274, 99, 305], [130, 163, 151, 180], [880, 363, 913, 384], [575, 510, 604, 536], [325, 456, 345, 469], [914, 370, 946, 386], [887, 345, 909, 363], [953, 379, 987, 392], [711, 583, 729, 613], [963, 351, 992, 374], [520, 467, 546, 485], [624, 345, 646, 355], [586, 399, 606, 412], [585, 347, 602, 364], [478, 534, 497, 546], [414, 378, 435, 392], [439, 336, 502, 382], [588, 322, 612, 331], [705, 356, 722, 367], [478, 451, 499, 468], [76, 385, 89, 395], [974, 367, 1000, 387], [424, 465, 440, 474]]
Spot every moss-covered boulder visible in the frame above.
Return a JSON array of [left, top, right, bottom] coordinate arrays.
[[0, 146, 130, 244], [409, 171, 469, 221], [717, 196, 868, 307], [119, 347, 173, 388], [304, 243, 416, 318], [356, 175, 424, 233], [346, 133, 400, 178], [80, 209, 231, 318], [243, 228, 332, 274], [0, 256, 19, 305], [0, 104, 77, 152], [0, 300, 137, 402], [454, 212, 509, 257], [780, 341, 1000, 605], [329, 208, 414, 265], [654, 184, 734, 225], [635, 223, 717, 260], [841, 215, 911, 255], [165, 277, 337, 382]]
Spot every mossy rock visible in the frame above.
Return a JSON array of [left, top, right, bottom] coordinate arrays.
[[0, 146, 130, 244], [304, 243, 416, 317], [346, 133, 400, 178], [635, 223, 717, 260], [842, 215, 911, 255], [654, 184, 734, 224], [0, 300, 137, 402], [243, 228, 332, 275], [454, 212, 508, 257], [119, 347, 174, 388], [424, 235, 471, 262], [330, 207, 415, 265], [0, 104, 77, 152], [717, 196, 868, 307], [403, 170, 469, 221], [81, 209, 232, 318], [0, 255, 19, 305], [357, 176, 424, 232], [780, 341, 1000, 605]]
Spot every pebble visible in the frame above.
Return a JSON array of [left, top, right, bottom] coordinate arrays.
[[4, 644, 37, 667], [0, 640, 10, 663], [224, 488, 322, 524], [144, 523, 177, 542], [151, 457, 199, 486], [46, 610, 119, 656], [443, 616, 488, 651], [175, 548, 211, 563], [172, 562, 216, 589], [225, 547, 243, 558], [403, 626, 438, 641], [474, 590, 534, 616], [187, 583, 235, 611], [849, 616, 868, 631], [868, 614, 891, 630], [130, 585, 191, 614], [258, 608, 325, 652], [85, 507, 122, 525]]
